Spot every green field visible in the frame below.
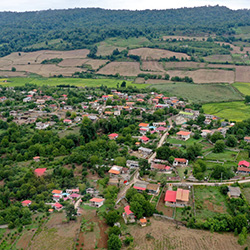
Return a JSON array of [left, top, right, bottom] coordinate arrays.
[[194, 186, 229, 220], [167, 137, 202, 146], [205, 150, 237, 162], [150, 82, 243, 103], [203, 101, 250, 122], [0, 77, 145, 89], [233, 82, 250, 96]]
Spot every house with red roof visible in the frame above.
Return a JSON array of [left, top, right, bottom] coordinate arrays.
[[123, 205, 135, 224], [176, 131, 191, 141], [63, 119, 72, 125], [34, 168, 47, 177], [173, 158, 188, 167], [133, 182, 147, 192], [89, 197, 105, 207], [108, 133, 119, 140], [164, 188, 190, 207], [237, 160, 250, 174], [52, 202, 63, 211], [33, 156, 40, 162], [151, 163, 167, 172], [244, 137, 250, 143], [140, 135, 149, 143], [22, 200, 32, 207]]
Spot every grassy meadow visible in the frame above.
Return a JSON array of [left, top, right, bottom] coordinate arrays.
[[0, 77, 145, 89], [149, 82, 243, 103], [233, 82, 250, 96], [203, 101, 250, 122]]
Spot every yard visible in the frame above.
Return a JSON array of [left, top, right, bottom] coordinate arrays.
[[194, 186, 229, 220], [205, 149, 238, 162]]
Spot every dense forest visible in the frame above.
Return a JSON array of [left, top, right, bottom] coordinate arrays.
[[0, 6, 250, 56]]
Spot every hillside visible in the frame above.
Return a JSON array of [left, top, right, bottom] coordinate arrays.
[[1, 6, 250, 56]]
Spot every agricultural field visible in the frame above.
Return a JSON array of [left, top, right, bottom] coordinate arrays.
[[0, 77, 145, 89], [150, 82, 243, 103], [128, 48, 190, 60], [141, 61, 165, 72], [203, 54, 233, 63], [202, 101, 250, 122], [194, 186, 228, 220], [162, 35, 212, 41], [235, 66, 250, 83], [233, 82, 250, 95], [163, 61, 206, 69], [205, 150, 238, 162], [127, 217, 243, 250], [167, 69, 235, 84]]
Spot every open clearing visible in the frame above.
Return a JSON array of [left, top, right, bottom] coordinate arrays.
[[28, 212, 80, 250], [127, 217, 243, 250], [0, 77, 145, 88], [233, 82, 250, 95], [194, 186, 228, 220], [203, 101, 250, 122], [235, 66, 250, 83], [128, 48, 190, 60], [167, 69, 235, 84], [150, 82, 243, 103]]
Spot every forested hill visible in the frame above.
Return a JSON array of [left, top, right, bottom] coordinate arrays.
[[0, 6, 250, 56]]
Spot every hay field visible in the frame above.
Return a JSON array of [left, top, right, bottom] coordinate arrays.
[[141, 61, 165, 71], [128, 48, 190, 60], [97, 61, 161, 76], [204, 54, 233, 63], [150, 82, 243, 103], [127, 218, 244, 250], [167, 69, 235, 83], [163, 61, 206, 69], [235, 66, 250, 82], [203, 101, 250, 122], [0, 71, 28, 77]]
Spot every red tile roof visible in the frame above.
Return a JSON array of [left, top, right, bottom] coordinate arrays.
[[22, 200, 32, 204], [53, 202, 63, 208], [133, 186, 146, 191], [177, 131, 191, 136], [90, 198, 105, 203], [164, 190, 176, 203], [124, 205, 133, 215], [174, 158, 187, 163], [238, 160, 250, 168], [34, 168, 47, 176]]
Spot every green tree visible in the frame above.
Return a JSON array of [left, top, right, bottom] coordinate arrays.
[[108, 234, 122, 250], [105, 211, 120, 226], [213, 140, 225, 153], [225, 135, 237, 147], [65, 204, 77, 221]]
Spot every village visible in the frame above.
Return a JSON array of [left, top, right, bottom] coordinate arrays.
[[1, 82, 250, 249]]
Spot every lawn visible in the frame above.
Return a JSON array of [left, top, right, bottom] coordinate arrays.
[[233, 82, 250, 96], [205, 149, 237, 162], [0, 77, 145, 89], [194, 186, 229, 220], [150, 82, 243, 103], [167, 137, 202, 146], [203, 101, 250, 122]]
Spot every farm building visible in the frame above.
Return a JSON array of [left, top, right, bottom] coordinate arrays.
[[123, 205, 135, 224]]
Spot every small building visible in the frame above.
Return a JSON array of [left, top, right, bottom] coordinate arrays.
[[108, 133, 119, 140], [139, 123, 150, 131], [109, 165, 123, 175], [89, 197, 105, 207], [140, 135, 149, 143], [126, 160, 139, 168], [63, 119, 72, 125], [138, 147, 153, 157], [164, 190, 176, 206], [33, 156, 40, 162], [52, 202, 63, 211], [139, 218, 147, 227], [176, 131, 191, 141], [52, 190, 63, 199], [34, 168, 47, 177], [151, 163, 167, 172], [173, 158, 188, 167], [123, 205, 135, 224], [244, 136, 250, 143], [146, 183, 160, 195], [22, 200, 32, 207], [228, 186, 241, 198], [133, 182, 148, 192], [201, 129, 213, 138]]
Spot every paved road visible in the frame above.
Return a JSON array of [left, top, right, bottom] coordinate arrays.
[[148, 118, 173, 164]]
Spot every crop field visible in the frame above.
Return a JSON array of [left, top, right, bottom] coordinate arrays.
[[128, 47, 190, 60], [97, 61, 152, 76], [235, 66, 250, 83], [204, 54, 233, 63], [127, 217, 243, 250], [150, 82, 243, 103], [0, 77, 145, 88], [203, 101, 250, 122], [163, 61, 205, 69], [141, 61, 165, 72], [233, 82, 250, 95], [194, 186, 228, 220], [167, 69, 235, 84]]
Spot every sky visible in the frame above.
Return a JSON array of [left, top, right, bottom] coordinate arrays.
[[1, 0, 250, 12]]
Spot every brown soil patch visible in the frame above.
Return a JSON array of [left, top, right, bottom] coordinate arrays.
[[127, 218, 244, 250], [128, 48, 190, 60], [16, 229, 36, 249], [96, 43, 126, 56], [58, 58, 90, 67], [235, 66, 250, 83], [156, 190, 174, 217], [203, 200, 225, 213], [28, 212, 81, 250], [164, 62, 206, 69], [167, 69, 235, 84], [141, 61, 165, 72], [77, 209, 108, 250]]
